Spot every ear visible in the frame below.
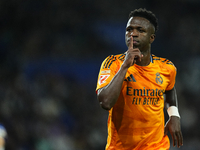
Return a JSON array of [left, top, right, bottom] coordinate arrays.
[[150, 34, 156, 44]]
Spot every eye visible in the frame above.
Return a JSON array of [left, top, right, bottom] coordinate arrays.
[[138, 28, 144, 33], [126, 27, 132, 32]]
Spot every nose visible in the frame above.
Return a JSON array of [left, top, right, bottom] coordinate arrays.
[[130, 29, 138, 36]]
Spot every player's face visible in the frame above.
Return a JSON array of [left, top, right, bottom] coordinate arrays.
[[125, 17, 155, 50]]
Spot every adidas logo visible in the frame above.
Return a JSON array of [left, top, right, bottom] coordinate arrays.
[[124, 74, 136, 82]]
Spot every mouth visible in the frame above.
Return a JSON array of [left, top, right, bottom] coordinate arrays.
[[133, 40, 138, 44], [127, 38, 139, 45]]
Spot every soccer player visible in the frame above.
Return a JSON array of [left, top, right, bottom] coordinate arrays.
[[96, 8, 183, 150]]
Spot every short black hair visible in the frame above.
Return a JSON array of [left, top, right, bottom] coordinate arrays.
[[129, 8, 158, 33]]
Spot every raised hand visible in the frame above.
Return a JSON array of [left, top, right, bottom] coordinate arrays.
[[123, 36, 143, 68]]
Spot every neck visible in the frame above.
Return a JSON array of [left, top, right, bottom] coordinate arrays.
[[136, 50, 151, 66]]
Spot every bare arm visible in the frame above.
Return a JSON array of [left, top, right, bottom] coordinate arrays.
[[164, 87, 183, 148], [165, 86, 178, 108], [97, 65, 128, 110], [97, 36, 143, 110]]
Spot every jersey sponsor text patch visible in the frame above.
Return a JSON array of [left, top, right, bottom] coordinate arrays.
[[99, 75, 110, 85]]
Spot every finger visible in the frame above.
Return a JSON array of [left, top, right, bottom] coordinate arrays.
[[177, 132, 183, 147], [176, 132, 180, 148], [176, 132, 183, 148], [180, 132, 183, 146], [139, 54, 143, 61], [134, 53, 143, 62], [128, 36, 133, 49], [172, 133, 177, 147]]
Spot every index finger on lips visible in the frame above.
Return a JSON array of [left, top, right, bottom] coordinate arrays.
[[128, 36, 133, 49]]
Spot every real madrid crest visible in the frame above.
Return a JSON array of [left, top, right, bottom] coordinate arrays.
[[155, 72, 163, 85]]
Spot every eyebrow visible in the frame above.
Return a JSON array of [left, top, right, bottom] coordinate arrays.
[[126, 25, 146, 30]]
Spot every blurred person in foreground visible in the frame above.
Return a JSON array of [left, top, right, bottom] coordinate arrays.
[[96, 8, 183, 150], [0, 124, 6, 150]]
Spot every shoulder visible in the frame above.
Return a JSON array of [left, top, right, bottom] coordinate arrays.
[[101, 53, 125, 69], [104, 53, 126, 61], [152, 54, 176, 72]]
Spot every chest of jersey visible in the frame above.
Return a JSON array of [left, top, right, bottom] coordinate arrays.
[[118, 63, 171, 112], [123, 64, 170, 93]]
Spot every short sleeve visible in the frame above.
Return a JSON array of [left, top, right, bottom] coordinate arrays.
[[165, 62, 177, 91], [96, 55, 119, 92]]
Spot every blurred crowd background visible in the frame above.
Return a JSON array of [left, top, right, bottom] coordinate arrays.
[[0, 0, 200, 149]]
